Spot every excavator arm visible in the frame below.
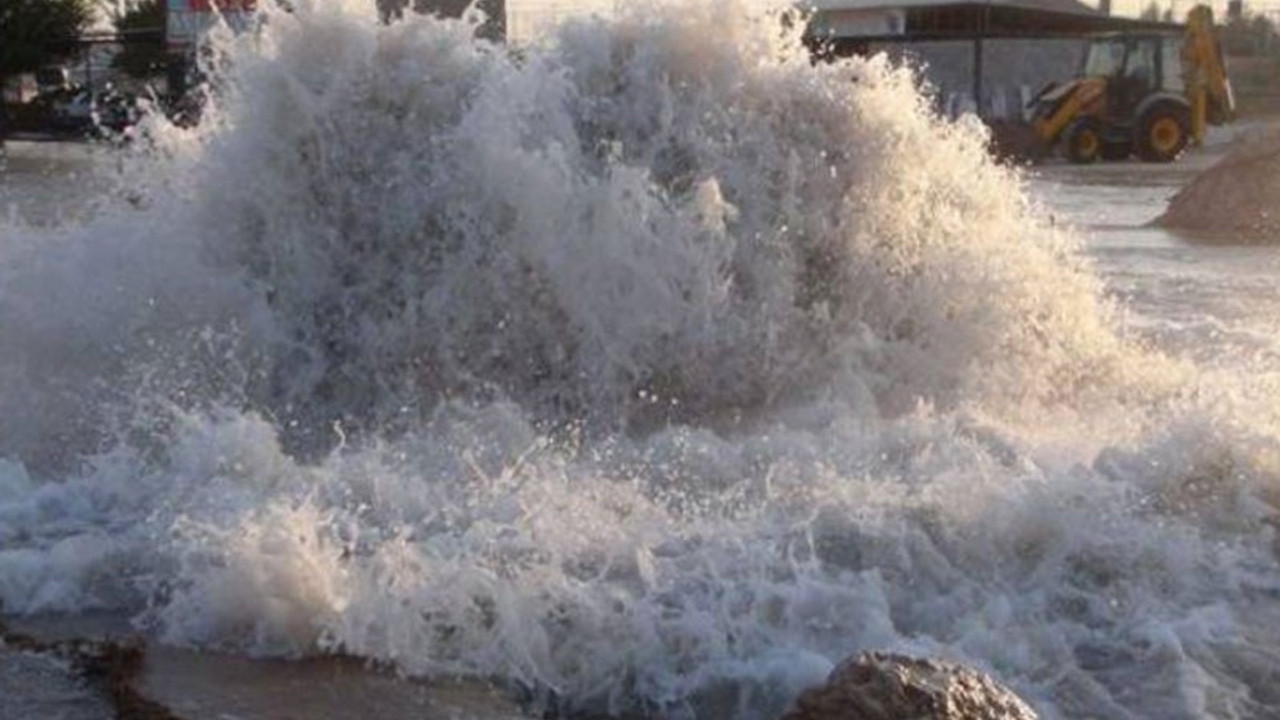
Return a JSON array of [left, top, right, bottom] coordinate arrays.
[[1183, 4, 1235, 145]]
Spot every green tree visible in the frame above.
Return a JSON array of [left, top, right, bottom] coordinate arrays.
[[0, 0, 92, 139], [1138, 2, 1175, 23], [110, 0, 168, 79], [1222, 11, 1279, 56], [380, 0, 505, 41]]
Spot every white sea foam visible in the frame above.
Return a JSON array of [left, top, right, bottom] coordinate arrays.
[[1, 2, 1278, 719]]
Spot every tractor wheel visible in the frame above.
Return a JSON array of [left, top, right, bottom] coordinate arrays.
[[1136, 106, 1190, 162], [1065, 119, 1104, 164]]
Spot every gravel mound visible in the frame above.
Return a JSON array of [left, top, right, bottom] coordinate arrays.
[[1158, 126, 1280, 241]]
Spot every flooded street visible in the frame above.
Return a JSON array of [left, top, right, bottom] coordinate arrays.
[[1029, 129, 1280, 369], [0, 141, 117, 228], [1, 7, 1279, 717]]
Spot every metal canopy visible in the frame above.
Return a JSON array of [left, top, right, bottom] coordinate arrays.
[[805, 0, 1181, 47], [802, 0, 1184, 120]]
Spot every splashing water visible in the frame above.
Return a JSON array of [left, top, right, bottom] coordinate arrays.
[[1, 2, 1278, 719]]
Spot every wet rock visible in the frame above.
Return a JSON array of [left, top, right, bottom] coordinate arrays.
[[780, 652, 1039, 720], [0, 645, 115, 720], [132, 647, 526, 720], [2, 616, 179, 720], [2, 614, 528, 720]]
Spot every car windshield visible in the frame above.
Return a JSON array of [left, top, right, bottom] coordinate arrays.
[[1084, 38, 1127, 77]]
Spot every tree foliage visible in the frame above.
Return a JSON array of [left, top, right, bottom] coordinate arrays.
[[0, 0, 93, 78], [1222, 11, 1279, 56], [111, 0, 168, 78], [380, 0, 505, 41], [1138, 1, 1173, 23]]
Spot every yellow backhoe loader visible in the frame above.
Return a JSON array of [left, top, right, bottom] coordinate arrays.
[[1029, 4, 1234, 163]]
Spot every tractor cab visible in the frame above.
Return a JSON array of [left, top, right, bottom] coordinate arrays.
[[1080, 33, 1185, 122], [1028, 4, 1233, 164]]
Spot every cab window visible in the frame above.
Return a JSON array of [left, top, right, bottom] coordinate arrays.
[[1084, 39, 1128, 77], [1125, 39, 1158, 85], [1161, 39, 1186, 91]]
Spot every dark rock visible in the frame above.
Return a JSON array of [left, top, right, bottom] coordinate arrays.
[[780, 652, 1038, 720]]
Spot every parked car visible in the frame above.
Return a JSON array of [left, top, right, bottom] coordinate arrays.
[[96, 86, 142, 135], [38, 87, 97, 134], [25, 82, 142, 139], [34, 66, 72, 96]]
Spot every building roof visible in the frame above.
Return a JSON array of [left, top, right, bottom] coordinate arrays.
[[804, 0, 1181, 42]]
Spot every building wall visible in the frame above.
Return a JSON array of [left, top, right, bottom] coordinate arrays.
[[505, 0, 615, 43], [869, 38, 1083, 118], [811, 8, 907, 36]]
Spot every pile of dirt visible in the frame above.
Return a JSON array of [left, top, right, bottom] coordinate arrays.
[[1157, 126, 1280, 241]]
